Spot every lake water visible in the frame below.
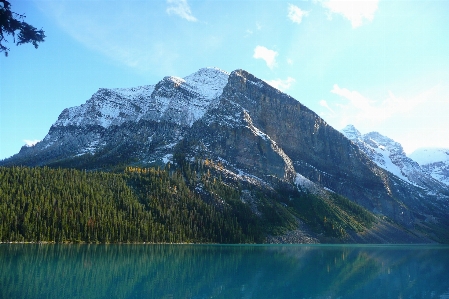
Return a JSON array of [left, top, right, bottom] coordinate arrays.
[[1, 244, 449, 299]]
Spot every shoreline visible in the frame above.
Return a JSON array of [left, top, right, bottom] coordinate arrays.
[[1, 241, 442, 245]]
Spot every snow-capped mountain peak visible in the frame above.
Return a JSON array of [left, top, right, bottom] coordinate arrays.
[[409, 148, 449, 186], [53, 67, 230, 130], [363, 132, 404, 156], [183, 67, 229, 100], [409, 148, 449, 165], [53, 84, 156, 129], [341, 125, 448, 191], [147, 67, 229, 127], [341, 125, 362, 142], [3, 68, 449, 240]]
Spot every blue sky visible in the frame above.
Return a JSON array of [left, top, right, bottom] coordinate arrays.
[[1, 0, 448, 160]]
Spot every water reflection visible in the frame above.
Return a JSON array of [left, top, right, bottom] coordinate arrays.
[[1, 244, 448, 299]]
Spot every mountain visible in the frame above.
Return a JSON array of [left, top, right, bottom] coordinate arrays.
[[341, 125, 449, 193], [409, 148, 449, 186], [4, 67, 229, 167], [2, 68, 449, 243]]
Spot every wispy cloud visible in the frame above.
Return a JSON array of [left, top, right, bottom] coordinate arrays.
[[265, 77, 296, 91], [317, 0, 379, 28], [329, 84, 402, 125], [38, 1, 181, 74], [330, 83, 437, 122], [245, 22, 263, 37], [253, 46, 278, 69], [288, 4, 309, 24], [322, 83, 443, 130], [319, 100, 335, 115], [166, 0, 197, 22], [323, 83, 449, 153], [331, 84, 378, 117]]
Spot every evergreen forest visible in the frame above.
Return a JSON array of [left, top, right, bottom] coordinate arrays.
[[0, 162, 376, 244]]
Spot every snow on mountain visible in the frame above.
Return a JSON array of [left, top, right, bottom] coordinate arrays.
[[183, 67, 230, 100], [409, 148, 449, 165], [54, 84, 156, 129], [341, 125, 447, 191], [18, 67, 230, 159], [409, 148, 449, 186], [150, 68, 229, 126], [341, 125, 412, 183], [295, 172, 322, 194], [54, 67, 229, 129], [3, 68, 449, 238], [340, 124, 363, 142], [363, 131, 413, 183]]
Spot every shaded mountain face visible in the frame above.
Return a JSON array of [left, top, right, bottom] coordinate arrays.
[[179, 70, 425, 228], [2, 68, 448, 235]]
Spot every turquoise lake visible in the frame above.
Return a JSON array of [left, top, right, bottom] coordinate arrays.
[[1, 244, 449, 298]]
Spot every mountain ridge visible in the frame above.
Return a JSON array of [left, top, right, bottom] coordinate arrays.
[[2, 67, 449, 243], [341, 124, 449, 193], [409, 148, 449, 186]]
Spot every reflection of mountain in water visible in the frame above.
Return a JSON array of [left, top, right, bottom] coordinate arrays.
[[1, 244, 449, 299]]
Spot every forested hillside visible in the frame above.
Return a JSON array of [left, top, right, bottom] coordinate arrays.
[[0, 166, 256, 243], [0, 164, 376, 244]]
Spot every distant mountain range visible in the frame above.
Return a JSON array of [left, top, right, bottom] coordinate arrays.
[[409, 148, 449, 186], [2, 67, 449, 243], [341, 124, 449, 191]]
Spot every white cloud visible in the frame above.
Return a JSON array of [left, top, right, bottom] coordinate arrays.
[[288, 4, 309, 24], [253, 46, 278, 69], [331, 84, 377, 115], [321, 84, 449, 153], [330, 84, 435, 124], [319, 100, 335, 115], [166, 0, 197, 22], [318, 0, 379, 28], [24, 139, 40, 147], [265, 77, 296, 91], [329, 84, 412, 125]]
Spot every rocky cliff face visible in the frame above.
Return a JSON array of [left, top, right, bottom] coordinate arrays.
[[2, 68, 449, 237], [178, 70, 447, 228]]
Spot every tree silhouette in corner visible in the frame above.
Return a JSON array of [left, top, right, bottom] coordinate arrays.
[[0, 0, 45, 56]]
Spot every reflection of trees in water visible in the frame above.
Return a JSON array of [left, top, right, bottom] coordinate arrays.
[[1, 245, 449, 299]]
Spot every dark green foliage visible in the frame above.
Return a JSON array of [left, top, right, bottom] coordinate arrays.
[[422, 218, 449, 244], [250, 189, 297, 235], [0, 166, 260, 243], [329, 193, 376, 229], [126, 166, 257, 243], [0, 166, 145, 243], [173, 159, 265, 242], [0, 0, 45, 56], [286, 189, 375, 238], [0, 163, 378, 243]]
